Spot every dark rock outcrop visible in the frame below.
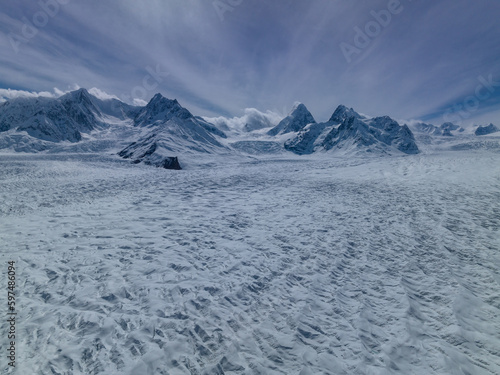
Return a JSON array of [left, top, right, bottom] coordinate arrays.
[[475, 123, 499, 136]]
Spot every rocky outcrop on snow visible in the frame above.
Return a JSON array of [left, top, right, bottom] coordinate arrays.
[[267, 103, 315, 136], [285, 105, 419, 155], [118, 140, 182, 169], [475, 123, 499, 136]]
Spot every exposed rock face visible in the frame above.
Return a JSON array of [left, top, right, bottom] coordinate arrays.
[[156, 156, 182, 170], [284, 122, 332, 155], [285, 105, 419, 155], [475, 123, 499, 136], [118, 141, 181, 169], [268, 103, 316, 136]]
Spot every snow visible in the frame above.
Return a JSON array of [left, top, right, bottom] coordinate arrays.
[[1, 146, 499, 374]]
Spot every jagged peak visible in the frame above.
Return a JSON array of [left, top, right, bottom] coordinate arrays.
[[61, 88, 92, 101], [289, 102, 311, 116], [329, 104, 361, 123], [146, 93, 180, 109], [290, 101, 304, 110], [58, 88, 101, 116], [135, 93, 193, 124]]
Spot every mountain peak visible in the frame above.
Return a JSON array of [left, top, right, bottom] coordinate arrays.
[[329, 105, 361, 123], [290, 101, 304, 110], [146, 93, 180, 109], [134, 94, 192, 126], [267, 102, 315, 136], [289, 102, 309, 115], [61, 88, 93, 102], [149, 93, 176, 104]]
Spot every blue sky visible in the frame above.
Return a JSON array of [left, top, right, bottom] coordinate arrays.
[[1, 0, 500, 126]]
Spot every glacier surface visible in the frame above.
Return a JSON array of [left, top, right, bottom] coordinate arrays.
[[1, 146, 500, 374]]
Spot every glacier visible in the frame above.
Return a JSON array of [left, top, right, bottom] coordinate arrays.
[[0, 90, 500, 374]]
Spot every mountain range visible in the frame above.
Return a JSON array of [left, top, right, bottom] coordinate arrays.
[[0, 88, 497, 168]]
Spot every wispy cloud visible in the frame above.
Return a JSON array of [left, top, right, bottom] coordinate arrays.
[[204, 108, 283, 133], [87, 87, 119, 101], [0, 0, 499, 125], [0, 85, 119, 103]]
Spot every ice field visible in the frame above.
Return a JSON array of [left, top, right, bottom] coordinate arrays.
[[1, 150, 500, 374]]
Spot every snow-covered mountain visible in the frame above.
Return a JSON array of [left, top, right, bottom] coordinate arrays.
[[411, 122, 436, 135], [0, 88, 138, 143], [0, 88, 141, 153], [5, 88, 499, 164], [411, 122, 464, 137], [438, 122, 464, 136], [285, 105, 419, 155], [267, 103, 315, 136], [411, 122, 465, 137], [475, 123, 499, 136], [117, 94, 228, 168]]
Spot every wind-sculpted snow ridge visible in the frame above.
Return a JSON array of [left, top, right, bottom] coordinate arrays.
[[1, 150, 499, 374], [285, 105, 419, 155]]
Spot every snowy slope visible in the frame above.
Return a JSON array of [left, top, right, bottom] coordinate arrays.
[[1, 149, 499, 374]]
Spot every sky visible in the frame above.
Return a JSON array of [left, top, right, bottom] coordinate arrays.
[[1, 0, 500, 127]]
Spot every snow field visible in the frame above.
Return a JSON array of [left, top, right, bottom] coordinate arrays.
[[0, 151, 499, 374]]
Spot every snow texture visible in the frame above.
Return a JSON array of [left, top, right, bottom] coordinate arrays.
[[1, 144, 499, 374]]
